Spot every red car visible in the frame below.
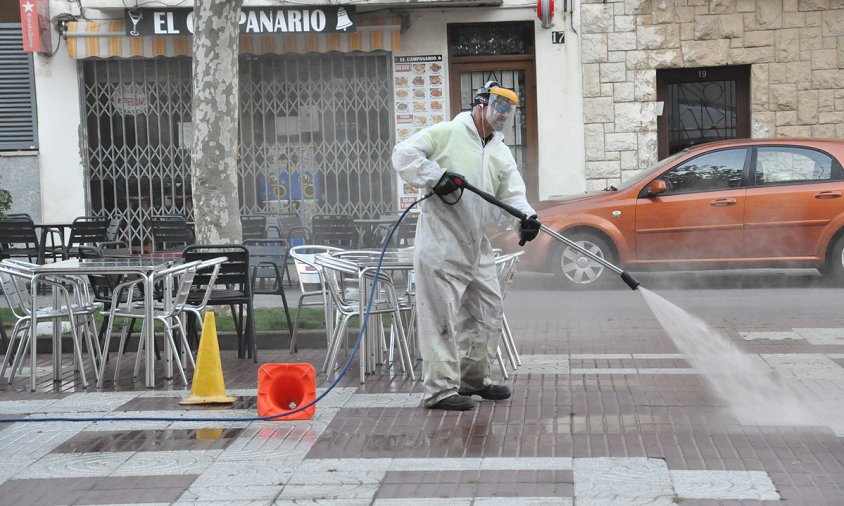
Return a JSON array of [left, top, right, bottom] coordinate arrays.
[[506, 138, 844, 288]]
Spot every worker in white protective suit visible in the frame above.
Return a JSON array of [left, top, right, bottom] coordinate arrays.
[[391, 81, 541, 410]]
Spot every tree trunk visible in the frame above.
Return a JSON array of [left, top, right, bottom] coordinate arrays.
[[190, 0, 243, 244]]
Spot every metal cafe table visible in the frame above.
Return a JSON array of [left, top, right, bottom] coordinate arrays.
[[26, 256, 179, 390], [34, 221, 73, 264]]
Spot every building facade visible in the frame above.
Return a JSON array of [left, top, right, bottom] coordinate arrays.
[[1, 0, 843, 244], [582, 0, 844, 190]]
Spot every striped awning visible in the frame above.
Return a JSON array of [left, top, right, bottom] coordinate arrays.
[[65, 17, 400, 59]]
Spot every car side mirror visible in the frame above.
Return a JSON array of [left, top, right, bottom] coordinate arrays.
[[647, 179, 667, 196]]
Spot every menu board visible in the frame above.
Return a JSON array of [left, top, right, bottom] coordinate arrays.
[[394, 54, 445, 210], [393, 55, 445, 143]]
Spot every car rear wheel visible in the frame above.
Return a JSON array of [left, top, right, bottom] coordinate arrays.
[[552, 233, 615, 289]]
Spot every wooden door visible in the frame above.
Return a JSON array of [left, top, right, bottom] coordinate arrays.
[[448, 59, 538, 202]]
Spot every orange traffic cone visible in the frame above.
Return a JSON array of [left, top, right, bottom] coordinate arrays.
[[257, 363, 316, 420], [180, 312, 236, 405]]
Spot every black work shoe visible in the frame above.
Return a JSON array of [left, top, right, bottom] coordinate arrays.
[[428, 394, 475, 411], [459, 384, 511, 400]]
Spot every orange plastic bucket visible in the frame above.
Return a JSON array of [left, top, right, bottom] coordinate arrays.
[[257, 363, 316, 420]]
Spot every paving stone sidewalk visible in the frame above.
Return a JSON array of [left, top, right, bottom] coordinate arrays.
[[0, 277, 843, 505]]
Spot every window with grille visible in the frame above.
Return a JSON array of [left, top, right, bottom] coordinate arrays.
[[0, 24, 38, 151], [81, 53, 395, 248], [656, 66, 750, 159]]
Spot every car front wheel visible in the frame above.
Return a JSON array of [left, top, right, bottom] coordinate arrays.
[[552, 233, 615, 289], [824, 234, 844, 283]]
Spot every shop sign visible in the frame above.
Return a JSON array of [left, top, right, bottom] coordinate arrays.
[[19, 0, 52, 53], [112, 84, 149, 115], [124, 6, 356, 36]]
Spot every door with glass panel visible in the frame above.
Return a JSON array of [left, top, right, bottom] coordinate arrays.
[[447, 23, 538, 202], [656, 65, 750, 159]]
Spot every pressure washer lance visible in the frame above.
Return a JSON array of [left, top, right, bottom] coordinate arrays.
[[448, 176, 640, 291]]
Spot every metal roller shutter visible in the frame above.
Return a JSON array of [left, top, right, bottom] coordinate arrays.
[[0, 24, 38, 151]]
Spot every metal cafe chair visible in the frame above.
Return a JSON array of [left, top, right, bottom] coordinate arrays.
[[395, 213, 418, 248], [61, 216, 110, 259], [274, 212, 302, 238], [105, 217, 123, 242], [311, 213, 358, 248], [77, 243, 146, 357], [282, 225, 312, 287], [244, 238, 293, 344], [183, 244, 255, 361], [287, 244, 343, 353], [240, 214, 268, 241], [98, 260, 202, 387], [181, 256, 227, 345], [150, 215, 195, 253], [494, 251, 524, 375], [0, 215, 42, 263], [331, 249, 416, 379], [0, 260, 102, 388], [315, 252, 415, 383]]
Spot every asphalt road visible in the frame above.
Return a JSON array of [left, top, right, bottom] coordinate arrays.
[[508, 268, 844, 326]]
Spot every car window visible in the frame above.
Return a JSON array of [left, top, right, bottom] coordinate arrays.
[[617, 151, 686, 191], [755, 147, 834, 185], [660, 148, 747, 194]]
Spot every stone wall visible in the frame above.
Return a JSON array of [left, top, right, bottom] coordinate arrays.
[[0, 153, 42, 221], [579, 0, 844, 191]]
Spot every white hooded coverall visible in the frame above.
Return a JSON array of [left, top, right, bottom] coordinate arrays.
[[391, 111, 535, 407]]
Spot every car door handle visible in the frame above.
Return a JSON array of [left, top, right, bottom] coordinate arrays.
[[814, 191, 842, 199], [710, 198, 736, 206]]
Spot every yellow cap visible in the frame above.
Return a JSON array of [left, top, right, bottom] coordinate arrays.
[[489, 87, 519, 105]]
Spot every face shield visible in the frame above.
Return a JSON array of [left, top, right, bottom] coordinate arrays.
[[483, 88, 519, 132]]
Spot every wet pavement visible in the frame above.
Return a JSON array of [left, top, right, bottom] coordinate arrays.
[[0, 274, 843, 505]]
